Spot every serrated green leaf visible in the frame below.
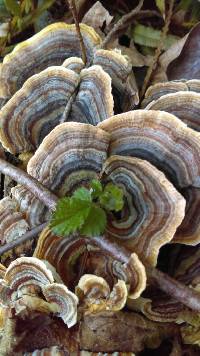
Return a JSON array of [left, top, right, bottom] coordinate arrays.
[[73, 187, 92, 202], [80, 204, 107, 237], [90, 179, 103, 199], [4, 0, 21, 16], [50, 197, 91, 236], [132, 24, 179, 50], [155, 0, 165, 14], [100, 182, 124, 212]]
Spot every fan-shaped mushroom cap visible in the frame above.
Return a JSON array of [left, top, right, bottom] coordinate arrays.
[[175, 187, 200, 244], [127, 296, 192, 323], [102, 156, 185, 265], [5, 256, 54, 291], [78, 274, 110, 299], [142, 79, 200, 108], [125, 253, 146, 299], [24, 346, 69, 355], [68, 65, 114, 124], [11, 185, 50, 227], [99, 110, 200, 189], [62, 57, 85, 73], [145, 92, 200, 132], [174, 246, 200, 288], [77, 274, 128, 312], [34, 229, 86, 288], [28, 123, 109, 195], [34, 228, 145, 298], [0, 197, 29, 244], [0, 23, 101, 97], [93, 49, 138, 111], [0, 67, 79, 154], [42, 283, 78, 327]]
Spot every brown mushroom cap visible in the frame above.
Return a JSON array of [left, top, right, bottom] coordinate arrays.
[[4, 256, 54, 291], [93, 49, 138, 111], [0, 67, 79, 154], [99, 110, 200, 189], [28, 122, 110, 195], [42, 283, 78, 327], [102, 155, 185, 265], [0, 197, 29, 244], [68, 65, 114, 124], [34, 228, 86, 289], [0, 23, 101, 98], [145, 91, 200, 132], [77, 274, 128, 312], [99, 110, 200, 245], [142, 79, 200, 108]]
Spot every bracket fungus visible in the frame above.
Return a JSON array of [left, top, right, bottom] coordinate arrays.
[[34, 228, 146, 300], [0, 23, 137, 155], [99, 110, 200, 245], [77, 274, 128, 313], [0, 23, 101, 98], [0, 257, 78, 328], [0, 117, 188, 267], [0, 197, 29, 245]]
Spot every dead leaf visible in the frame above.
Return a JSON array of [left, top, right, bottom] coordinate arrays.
[[167, 22, 200, 80], [159, 33, 188, 71], [82, 1, 113, 33]]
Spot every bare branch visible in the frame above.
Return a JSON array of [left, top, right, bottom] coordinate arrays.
[[101, 0, 144, 49], [0, 223, 47, 256], [0, 158, 57, 210]]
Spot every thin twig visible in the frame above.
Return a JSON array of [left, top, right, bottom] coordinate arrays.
[[68, 0, 87, 64], [140, 0, 175, 98], [0, 158, 57, 210], [1, 159, 200, 312], [0, 223, 47, 256], [101, 0, 144, 48]]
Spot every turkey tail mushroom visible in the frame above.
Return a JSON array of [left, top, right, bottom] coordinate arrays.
[[0, 23, 101, 98], [93, 49, 138, 111], [99, 110, 200, 246], [42, 283, 78, 327], [77, 274, 128, 312], [145, 91, 200, 132], [102, 155, 185, 265], [141, 79, 200, 108], [27, 122, 110, 195], [67, 65, 114, 124], [0, 67, 79, 154]]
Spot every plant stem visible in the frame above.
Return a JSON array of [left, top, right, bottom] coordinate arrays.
[[0, 223, 47, 256], [0, 158, 57, 210], [1, 158, 200, 312], [101, 0, 144, 49], [68, 0, 87, 64]]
